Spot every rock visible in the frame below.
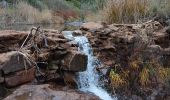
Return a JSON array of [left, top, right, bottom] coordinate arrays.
[[52, 50, 68, 60], [62, 51, 88, 72], [0, 77, 4, 83], [131, 95, 143, 100], [5, 67, 35, 87], [162, 48, 170, 67], [45, 70, 60, 82], [165, 26, 170, 35], [153, 31, 170, 48], [1, 51, 32, 74], [62, 31, 75, 40], [0, 30, 28, 53], [4, 84, 100, 100], [162, 47, 170, 55], [81, 22, 103, 31], [73, 30, 83, 36], [0, 85, 7, 99], [108, 24, 119, 31], [43, 29, 59, 33], [63, 72, 77, 88]]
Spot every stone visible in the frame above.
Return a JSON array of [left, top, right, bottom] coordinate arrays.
[[45, 70, 61, 82], [166, 26, 170, 35], [81, 22, 103, 31], [0, 84, 7, 99], [0, 30, 28, 53], [4, 84, 100, 100], [162, 47, 170, 55], [1, 51, 32, 74], [153, 31, 170, 48], [162, 48, 170, 67], [5, 67, 35, 87], [63, 72, 77, 88], [62, 51, 88, 72], [62, 31, 75, 40], [0, 77, 4, 84], [108, 24, 119, 31], [73, 30, 83, 36]]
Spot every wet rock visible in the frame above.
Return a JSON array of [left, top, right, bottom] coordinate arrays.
[[4, 84, 100, 100], [5, 67, 35, 87], [1, 51, 32, 74], [62, 31, 75, 40], [81, 22, 103, 31], [73, 30, 83, 36], [62, 51, 88, 72]]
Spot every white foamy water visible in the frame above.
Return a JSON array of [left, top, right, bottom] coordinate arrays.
[[74, 36, 116, 100], [62, 31, 116, 100]]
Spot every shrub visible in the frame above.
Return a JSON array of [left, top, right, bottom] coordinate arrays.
[[102, 0, 170, 24]]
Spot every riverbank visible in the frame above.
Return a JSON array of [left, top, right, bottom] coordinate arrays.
[[0, 20, 170, 100]]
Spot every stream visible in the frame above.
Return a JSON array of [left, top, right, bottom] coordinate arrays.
[[1, 23, 116, 100], [63, 31, 116, 100], [74, 36, 115, 100]]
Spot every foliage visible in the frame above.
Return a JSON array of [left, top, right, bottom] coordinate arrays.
[[109, 69, 126, 88], [101, 0, 170, 24]]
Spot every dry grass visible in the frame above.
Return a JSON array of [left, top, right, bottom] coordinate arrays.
[[109, 69, 126, 88], [102, 0, 170, 24], [139, 67, 150, 86], [15, 1, 52, 24]]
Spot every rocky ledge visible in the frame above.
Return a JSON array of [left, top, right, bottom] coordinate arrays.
[[0, 29, 99, 99], [0, 20, 170, 100], [80, 21, 170, 100]]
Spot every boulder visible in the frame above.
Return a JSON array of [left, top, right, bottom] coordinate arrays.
[[1, 51, 32, 74], [81, 22, 103, 31], [4, 84, 100, 100], [5, 67, 35, 87], [73, 30, 83, 36], [62, 51, 88, 72], [63, 72, 77, 88], [45, 70, 60, 82]]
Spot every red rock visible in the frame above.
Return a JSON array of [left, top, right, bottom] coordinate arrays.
[[4, 84, 100, 100], [5, 67, 35, 87], [81, 22, 103, 31], [1, 51, 32, 74], [0, 30, 28, 53], [63, 72, 77, 88], [62, 51, 87, 72]]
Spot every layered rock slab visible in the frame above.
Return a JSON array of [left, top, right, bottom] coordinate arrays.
[[4, 84, 100, 100]]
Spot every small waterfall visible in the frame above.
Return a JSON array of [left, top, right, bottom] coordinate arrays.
[[62, 31, 116, 100], [74, 36, 115, 100]]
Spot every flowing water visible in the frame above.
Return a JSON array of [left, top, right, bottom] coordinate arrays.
[[73, 36, 116, 100]]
